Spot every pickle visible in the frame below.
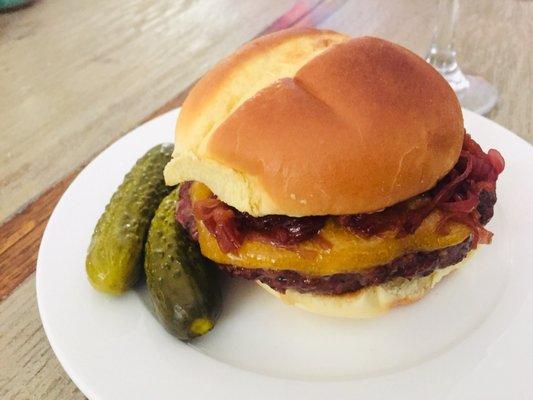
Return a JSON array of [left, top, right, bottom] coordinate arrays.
[[86, 143, 173, 294], [144, 188, 222, 341]]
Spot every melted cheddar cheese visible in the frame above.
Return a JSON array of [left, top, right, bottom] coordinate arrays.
[[190, 183, 471, 276]]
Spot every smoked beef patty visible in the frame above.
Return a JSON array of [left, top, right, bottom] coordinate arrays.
[[218, 237, 472, 295]]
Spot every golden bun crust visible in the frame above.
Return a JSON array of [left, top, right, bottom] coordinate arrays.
[[165, 28, 463, 216], [257, 261, 464, 318]]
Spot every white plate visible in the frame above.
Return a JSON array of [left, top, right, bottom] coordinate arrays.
[[37, 109, 533, 400]]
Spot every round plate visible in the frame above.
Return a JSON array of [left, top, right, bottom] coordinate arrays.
[[37, 109, 533, 400]]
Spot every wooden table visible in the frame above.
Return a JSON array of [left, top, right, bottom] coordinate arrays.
[[0, 0, 531, 398]]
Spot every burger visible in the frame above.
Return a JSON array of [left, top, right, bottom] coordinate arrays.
[[163, 28, 504, 318]]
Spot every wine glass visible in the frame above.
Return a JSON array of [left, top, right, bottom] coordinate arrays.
[[426, 0, 498, 115]]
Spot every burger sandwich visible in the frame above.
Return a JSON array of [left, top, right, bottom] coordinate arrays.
[[164, 28, 504, 318]]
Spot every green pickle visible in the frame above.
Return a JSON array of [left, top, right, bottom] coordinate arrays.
[[86, 144, 174, 294], [144, 188, 222, 340]]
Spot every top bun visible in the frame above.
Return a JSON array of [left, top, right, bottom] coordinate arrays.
[[164, 28, 464, 217]]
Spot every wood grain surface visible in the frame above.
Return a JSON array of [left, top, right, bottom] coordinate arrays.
[[0, 0, 531, 399], [0, 0, 292, 224], [0, 170, 79, 300]]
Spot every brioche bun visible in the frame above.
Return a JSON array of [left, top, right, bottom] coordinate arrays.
[[164, 28, 464, 216], [257, 261, 464, 318]]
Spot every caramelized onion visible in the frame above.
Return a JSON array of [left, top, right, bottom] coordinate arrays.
[[192, 196, 326, 254], [488, 149, 505, 174], [193, 198, 243, 253], [340, 134, 504, 247], [439, 195, 478, 213]]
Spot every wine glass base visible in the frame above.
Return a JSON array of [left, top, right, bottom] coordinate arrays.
[[456, 75, 498, 115]]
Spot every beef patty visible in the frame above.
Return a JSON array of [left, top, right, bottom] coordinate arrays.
[[218, 237, 472, 295]]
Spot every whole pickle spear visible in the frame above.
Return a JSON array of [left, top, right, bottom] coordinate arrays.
[[145, 188, 222, 340], [86, 143, 173, 294]]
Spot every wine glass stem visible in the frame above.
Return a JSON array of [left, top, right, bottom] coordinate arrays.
[[426, 0, 470, 92]]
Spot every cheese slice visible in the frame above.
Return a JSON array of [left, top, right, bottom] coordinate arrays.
[[190, 183, 471, 276]]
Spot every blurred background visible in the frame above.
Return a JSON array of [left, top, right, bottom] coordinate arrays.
[[0, 1, 531, 398]]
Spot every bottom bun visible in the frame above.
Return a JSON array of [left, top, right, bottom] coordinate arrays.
[[257, 259, 468, 318]]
